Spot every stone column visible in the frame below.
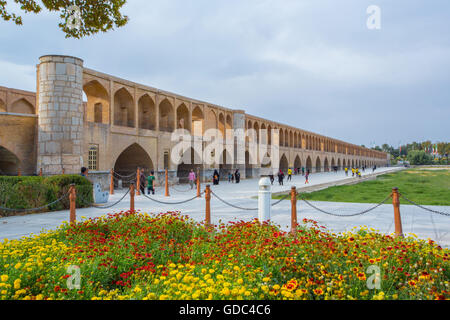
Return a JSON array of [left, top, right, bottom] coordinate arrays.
[[37, 55, 84, 175]]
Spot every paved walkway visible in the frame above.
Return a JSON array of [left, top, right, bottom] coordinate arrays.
[[1, 167, 449, 248]]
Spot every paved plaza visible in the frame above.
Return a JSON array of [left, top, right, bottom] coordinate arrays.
[[1, 166, 449, 248]]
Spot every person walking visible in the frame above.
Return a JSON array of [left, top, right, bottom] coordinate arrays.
[[228, 171, 232, 183], [305, 170, 309, 184], [213, 170, 220, 185], [302, 167, 305, 176], [188, 169, 196, 189], [287, 168, 292, 181], [278, 170, 285, 186], [80, 167, 88, 177], [351, 167, 355, 177], [269, 173, 274, 185], [139, 168, 146, 195], [235, 169, 241, 184], [345, 167, 348, 176], [147, 171, 156, 195]]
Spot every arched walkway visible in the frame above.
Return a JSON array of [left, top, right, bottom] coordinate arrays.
[[294, 155, 301, 170], [114, 88, 135, 128], [138, 94, 156, 130], [177, 148, 202, 183], [306, 156, 312, 172], [279, 154, 289, 173], [84, 80, 110, 124], [114, 143, 154, 185], [0, 146, 20, 175], [315, 157, 322, 172]]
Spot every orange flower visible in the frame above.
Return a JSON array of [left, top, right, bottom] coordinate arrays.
[[313, 288, 324, 295]]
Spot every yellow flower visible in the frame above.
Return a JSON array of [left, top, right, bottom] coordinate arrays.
[[0, 275, 8, 282], [13, 279, 21, 289]]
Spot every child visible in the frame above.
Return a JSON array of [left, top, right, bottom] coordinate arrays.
[[147, 171, 156, 195]]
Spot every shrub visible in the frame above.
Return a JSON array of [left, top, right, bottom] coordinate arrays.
[[407, 150, 433, 165], [0, 175, 93, 216]]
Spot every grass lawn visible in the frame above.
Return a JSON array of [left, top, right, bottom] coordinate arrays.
[[276, 168, 450, 206]]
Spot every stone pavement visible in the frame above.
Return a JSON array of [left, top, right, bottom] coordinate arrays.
[[1, 166, 449, 248]]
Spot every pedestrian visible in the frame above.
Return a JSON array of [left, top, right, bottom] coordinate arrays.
[[228, 171, 232, 183], [139, 168, 146, 194], [278, 170, 285, 185], [269, 173, 274, 185], [80, 167, 88, 177], [231, 171, 235, 183], [147, 171, 156, 195], [287, 168, 292, 181], [235, 169, 241, 184], [345, 167, 348, 176], [302, 167, 305, 176], [213, 170, 220, 185], [305, 170, 309, 184], [188, 169, 196, 189], [352, 167, 355, 177]]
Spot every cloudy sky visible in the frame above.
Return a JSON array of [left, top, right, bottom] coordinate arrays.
[[0, 0, 449, 147]]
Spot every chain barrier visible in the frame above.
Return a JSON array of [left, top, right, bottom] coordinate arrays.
[[0, 193, 69, 213], [300, 193, 392, 217], [399, 193, 450, 217], [142, 192, 202, 205], [113, 171, 136, 179], [210, 190, 258, 211], [169, 183, 194, 193], [90, 188, 131, 210], [271, 193, 291, 207]]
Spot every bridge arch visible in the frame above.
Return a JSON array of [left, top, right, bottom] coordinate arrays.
[[138, 94, 156, 130], [114, 87, 135, 128], [159, 98, 175, 132], [0, 146, 20, 175], [114, 143, 154, 180], [84, 80, 110, 124], [315, 156, 322, 172]]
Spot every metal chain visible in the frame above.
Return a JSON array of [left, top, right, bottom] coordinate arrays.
[[210, 190, 258, 211], [141, 192, 202, 205], [0, 193, 69, 212], [399, 193, 450, 217], [271, 193, 291, 207], [300, 193, 392, 217], [113, 171, 136, 179], [90, 188, 131, 210], [170, 183, 194, 193]]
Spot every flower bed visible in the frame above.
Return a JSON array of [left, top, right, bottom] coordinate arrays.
[[0, 211, 448, 300]]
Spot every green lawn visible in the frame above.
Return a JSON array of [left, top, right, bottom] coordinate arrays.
[[275, 168, 450, 206]]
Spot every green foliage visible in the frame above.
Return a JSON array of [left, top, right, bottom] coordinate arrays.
[[274, 169, 450, 206], [0, 0, 128, 38], [0, 175, 93, 216], [407, 150, 433, 165]]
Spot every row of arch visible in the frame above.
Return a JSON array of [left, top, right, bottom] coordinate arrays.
[[0, 97, 35, 114], [245, 119, 385, 159], [278, 154, 379, 173], [83, 80, 235, 137]]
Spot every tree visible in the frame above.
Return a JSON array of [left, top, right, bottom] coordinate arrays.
[[0, 0, 128, 38], [407, 150, 433, 165]]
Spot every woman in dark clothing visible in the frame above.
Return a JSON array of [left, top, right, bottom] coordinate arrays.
[[277, 170, 285, 186], [234, 169, 241, 184], [213, 170, 220, 185]]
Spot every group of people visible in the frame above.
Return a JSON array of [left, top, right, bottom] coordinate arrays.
[[213, 169, 241, 185], [344, 166, 366, 178], [268, 168, 311, 186]]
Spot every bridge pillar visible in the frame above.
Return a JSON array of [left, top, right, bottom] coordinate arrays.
[[37, 55, 84, 175]]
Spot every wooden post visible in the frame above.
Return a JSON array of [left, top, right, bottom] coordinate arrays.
[[136, 168, 141, 196], [291, 186, 298, 234], [39, 168, 42, 177], [392, 188, 403, 238], [130, 183, 135, 212], [196, 168, 201, 198], [109, 169, 114, 195], [18, 167, 21, 176], [205, 185, 211, 226], [165, 169, 170, 197], [69, 184, 76, 224]]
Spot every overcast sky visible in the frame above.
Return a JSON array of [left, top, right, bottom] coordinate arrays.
[[0, 0, 449, 147]]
